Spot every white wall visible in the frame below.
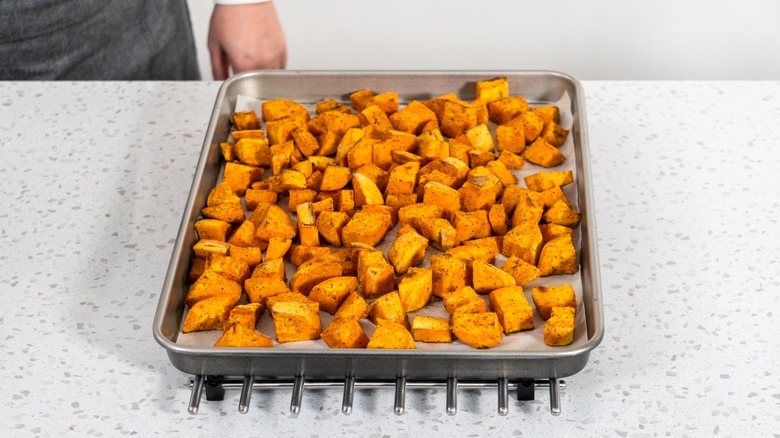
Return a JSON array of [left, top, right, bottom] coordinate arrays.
[[188, 0, 780, 80]]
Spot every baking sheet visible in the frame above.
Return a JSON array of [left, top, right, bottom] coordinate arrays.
[[176, 87, 587, 352]]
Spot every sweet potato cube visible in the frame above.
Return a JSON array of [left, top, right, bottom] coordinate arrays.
[[543, 200, 581, 227], [475, 78, 509, 104], [398, 203, 442, 231], [270, 300, 322, 343], [420, 218, 457, 252], [452, 210, 492, 244], [501, 222, 544, 265], [308, 276, 358, 314], [316, 99, 351, 115], [423, 157, 470, 188], [537, 185, 571, 208], [244, 278, 289, 305], [268, 169, 307, 193], [235, 137, 272, 167], [524, 170, 574, 191], [389, 100, 437, 135], [341, 210, 392, 247], [451, 312, 503, 348], [288, 245, 332, 267], [213, 323, 274, 348], [357, 250, 395, 298], [351, 172, 384, 207], [359, 105, 393, 131], [430, 254, 468, 298], [223, 302, 264, 331], [530, 106, 560, 125], [387, 228, 428, 274], [367, 319, 415, 349], [397, 267, 433, 312], [316, 211, 350, 247], [195, 219, 232, 242], [192, 239, 231, 260], [385, 161, 419, 195], [189, 257, 206, 282], [202, 202, 245, 224], [488, 96, 529, 125], [497, 150, 526, 170], [334, 290, 369, 320], [266, 116, 307, 145], [207, 182, 240, 207], [185, 270, 242, 307], [232, 110, 261, 130], [489, 286, 534, 334], [321, 317, 369, 349], [522, 137, 566, 168], [501, 256, 541, 286], [265, 236, 292, 261], [227, 245, 264, 269], [496, 124, 525, 154], [459, 177, 499, 212], [287, 189, 317, 212], [511, 190, 545, 228], [295, 202, 319, 247], [350, 89, 375, 112], [537, 234, 578, 276], [255, 205, 296, 240], [262, 99, 309, 122], [292, 127, 320, 157], [465, 124, 494, 152], [472, 260, 517, 293], [540, 120, 569, 147], [440, 100, 478, 138], [442, 286, 486, 316], [539, 223, 575, 245], [245, 189, 278, 211], [289, 254, 343, 295], [367, 91, 399, 115], [368, 291, 409, 329], [251, 257, 286, 281], [206, 255, 250, 283], [423, 93, 458, 121], [182, 295, 238, 333], [422, 181, 461, 219], [488, 204, 509, 236], [468, 150, 495, 169], [486, 160, 518, 187], [322, 111, 362, 136], [544, 306, 575, 346], [448, 138, 472, 165], [318, 165, 351, 191], [219, 141, 235, 162], [411, 316, 452, 343], [531, 284, 576, 320]]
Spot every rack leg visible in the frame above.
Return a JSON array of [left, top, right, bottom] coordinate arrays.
[[394, 376, 406, 416], [188, 374, 205, 415], [238, 375, 254, 414], [342, 376, 355, 415], [497, 378, 509, 416], [549, 378, 561, 416], [446, 377, 457, 416], [290, 375, 305, 414]]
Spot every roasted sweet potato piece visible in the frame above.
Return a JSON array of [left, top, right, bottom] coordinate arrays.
[[411, 316, 452, 343], [262, 98, 309, 122], [341, 210, 392, 247], [488, 204, 509, 236], [235, 137, 272, 167], [419, 218, 457, 252], [207, 182, 241, 207], [542, 200, 581, 227], [205, 255, 250, 283], [459, 176, 500, 212], [214, 323, 274, 348], [440, 99, 478, 138], [389, 100, 437, 135], [501, 221, 544, 266], [264, 236, 292, 261], [523, 170, 574, 192], [451, 312, 503, 349], [289, 254, 343, 295], [385, 161, 419, 195], [368, 291, 409, 329], [194, 219, 232, 242], [202, 202, 246, 224], [442, 286, 486, 316], [537, 185, 571, 208], [497, 150, 526, 170], [540, 120, 569, 147], [501, 256, 541, 286], [321, 317, 369, 349], [387, 230, 428, 276], [222, 302, 264, 331], [531, 284, 576, 320], [537, 234, 578, 276], [530, 106, 560, 125], [397, 267, 433, 312], [296, 202, 319, 247], [251, 257, 286, 281], [495, 124, 525, 154], [451, 210, 492, 244], [539, 223, 575, 245], [356, 250, 395, 298], [334, 290, 369, 320], [367, 319, 415, 349], [489, 286, 534, 334], [227, 245, 264, 269], [232, 110, 261, 130], [316, 211, 350, 247], [244, 278, 289, 305], [351, 172, 384, 207], [182, 295, 238, 333], [488, 96, 529, 125], [192, 239, 231, 260], [475, 78, 509, 104], [544, 306, 575, 346], [270, 300, 322, 343], [422, 181, 461, 220], [472, 260, 517, 293], [308, 276, 358, 314], [255, 204, 297, 240], [398, 203, 442, 232], [430, 254, 468, 298], [266, 116, 308, 145], [522, 137, 566, 168], [222, 162, 264, 197], [185, 270, 242, 307]]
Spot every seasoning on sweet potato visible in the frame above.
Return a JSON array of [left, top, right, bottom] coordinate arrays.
[[523, 170, 574, 192], [255, 204, 297, 240], [537, 185, 571, 208], [250, 257, 286, 281], [334, 290, 370, 320], [430, 253, 468, 298], [397, 267, 433, 312], [205, 255, 251, 283], [539, 223, 575, 245], [420, 218, 457, 252], [356, 250, 395, 298], [522, 137, 566, 168], [531, 284, 576, 320], [540, 120, 569, 147], [308, 276, 358, 314], [202, 202, 246, 224], [472, 259, 517, 293], [368, 291, 409, 329], [489, 286, 534, 334], [501, 221, 544, 266], [475, 77, 509, 104], [192, 239, 231, 260], [495, 124, 525, 154], [262, 98, 310, 122], [530, 106, 560, 125], [389, 100, 437, 135], [367, 318, 415, 349], [296, 202, 319, 247], [183, 295, 238, 333], [411, 316, 452, 343], [451, 210, 492, 244], [232, 110, 261, 130], [542, 200, 581, 227], [441, 286, 486, 316], [194, 219, 232, 242], [270, 300, 322, 343], [321, 317, 369, 349], [537, 234, 578, 277], [244, 278, 289, 305], [451, 312, 503, 349], [351, 172, 385, 207], [387, 230, 428, 276], [316, 211, 351, 247], [544, 306, 575, 346], [500, 256, 541, 286], [227, 244, 264, 269], [222, 161, 264, 196], [488, 96, 529, 125], [214, 322, 274, 348], [341, 210, 392, 247], [222, 302, 264, 331], [185, 270, 243, 308], [459, 176, 500, 212], [265, 237, 292, 261], [287, 254, 343, 295]]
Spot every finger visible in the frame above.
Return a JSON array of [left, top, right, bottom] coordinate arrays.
[[210, 46, 229, 80]]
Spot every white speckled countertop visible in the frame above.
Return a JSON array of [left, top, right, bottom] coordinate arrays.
[[1, 81, 779, 437]]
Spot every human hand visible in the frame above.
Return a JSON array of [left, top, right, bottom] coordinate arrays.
[[208, 2, 287, 80]]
